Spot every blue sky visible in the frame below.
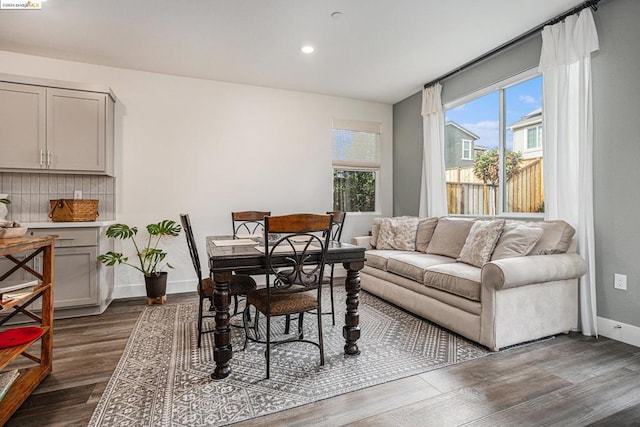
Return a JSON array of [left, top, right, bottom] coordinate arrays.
[[445, 75, 542, 150]]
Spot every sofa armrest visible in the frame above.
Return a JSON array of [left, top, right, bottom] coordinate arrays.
[[351, 236, 372, 250], [482, 253, 587, 290]]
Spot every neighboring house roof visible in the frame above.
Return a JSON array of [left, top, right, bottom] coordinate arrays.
[[445, 121, 480, 140], [473, 144, 489, 152], [508, 107, 542, 130]]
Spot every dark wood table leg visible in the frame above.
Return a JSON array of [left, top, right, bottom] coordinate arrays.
[[343, 261, 364, 356], [211, 271, 232, 379]]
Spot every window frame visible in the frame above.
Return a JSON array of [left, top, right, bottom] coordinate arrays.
[[461, 139, 473, 160], [331, 120, 382, 213], [443, 68, 544, 219], [525, 124, 542, 150]]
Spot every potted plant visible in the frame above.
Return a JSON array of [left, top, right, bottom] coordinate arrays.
[[98, 220, 182, 300]]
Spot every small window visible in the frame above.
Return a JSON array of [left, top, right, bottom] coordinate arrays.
[[332, 119, 381, 212], [526, 125, 542, 150], [461, 139, 473, 160]]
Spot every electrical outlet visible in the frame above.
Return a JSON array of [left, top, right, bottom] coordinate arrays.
[[73, 190, 83, 200], [614, 273, 627, 290]]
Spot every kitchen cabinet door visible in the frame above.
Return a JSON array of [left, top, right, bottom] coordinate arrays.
[[0, 82, 46, 169], [46, 88, 106, 172], [32, 246, 98, 308]]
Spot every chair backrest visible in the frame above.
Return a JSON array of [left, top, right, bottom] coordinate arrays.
[[231, 211, 271, 237], [180, 213, 202, 284], [264, 213, 333, 295], [326, 211, 346, 242]]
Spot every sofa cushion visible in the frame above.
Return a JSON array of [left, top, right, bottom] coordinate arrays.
[[426, 217, 476, 259], [424, 263, 482, 302], [458, 219, 504, 267], [387, 253, 456, 283], [415, 217, 439, 253], [377, 217, 420, 251], [491, 223, 544, 260], [365, 249, 414, 271], [505, 220, 575, 255]]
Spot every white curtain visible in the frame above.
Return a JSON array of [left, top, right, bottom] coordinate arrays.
[[419, 83, 447, 217], [539, 8, 599, 336]]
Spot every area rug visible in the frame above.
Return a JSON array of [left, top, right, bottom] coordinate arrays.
[[89, 289, 489, 426]]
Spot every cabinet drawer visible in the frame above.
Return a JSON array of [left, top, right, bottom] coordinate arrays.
[[29, 228, 98, 247]]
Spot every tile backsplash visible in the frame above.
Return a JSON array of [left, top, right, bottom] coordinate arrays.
[[0, 172, 116, 222]]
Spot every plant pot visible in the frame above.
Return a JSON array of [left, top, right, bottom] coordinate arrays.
[[144, 272, 167, 298]]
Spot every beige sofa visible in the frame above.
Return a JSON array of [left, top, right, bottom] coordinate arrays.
[[352, 217, 587, 351]]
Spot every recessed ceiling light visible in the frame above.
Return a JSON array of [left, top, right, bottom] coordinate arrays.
[[301, 45, 315, 54], [331, 11, 343, 20]]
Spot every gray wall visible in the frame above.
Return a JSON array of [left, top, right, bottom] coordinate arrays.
[[392, 0, 640, 327], [592, 0, 640, 327], [392, 91, 422, 216]]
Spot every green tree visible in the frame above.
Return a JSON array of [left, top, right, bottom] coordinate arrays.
[[333, 170, 375, 212], [473, 148, 522, 185]]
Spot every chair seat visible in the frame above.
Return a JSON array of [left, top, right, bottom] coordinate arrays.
[[248, 288, 318, 316], [200, 275, 256, 297]]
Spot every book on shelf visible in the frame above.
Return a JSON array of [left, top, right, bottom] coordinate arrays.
[[0, 280, 40, 302], [0, 370, 19, 401]]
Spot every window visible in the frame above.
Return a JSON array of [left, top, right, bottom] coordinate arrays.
[[526, 125, 542, 150], [461, 139, 473, 160], [444, 73, 544, 215], [332, 119, 381, 212]]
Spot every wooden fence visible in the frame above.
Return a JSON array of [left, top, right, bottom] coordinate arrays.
[[446, 158, 544, 215]]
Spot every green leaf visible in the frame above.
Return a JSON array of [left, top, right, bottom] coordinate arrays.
[[105, 224, 138, 239], [147, 220, 181, 237], [97, 252, 128, 266], [0, 198, 10, 205]]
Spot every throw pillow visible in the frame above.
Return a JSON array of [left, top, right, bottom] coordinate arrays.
[[426, 217, 476, 259], [376, 217, 420, 251], [458, 219, 505, 267], [491, 224, 544, 260], [370, 217, 384, 249], [531, 220, 576, 255], [506, 220, 575, 255], [415, 217, 439, 253]]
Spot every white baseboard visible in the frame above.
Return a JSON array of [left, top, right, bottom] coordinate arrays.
[[597, 316, 640, 348], [114, 279, 195, 300]]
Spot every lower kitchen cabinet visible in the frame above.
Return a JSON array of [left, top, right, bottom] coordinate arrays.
[[25, 225, 114, 317]]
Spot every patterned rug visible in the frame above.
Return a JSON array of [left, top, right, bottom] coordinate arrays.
[[89, 289, 489, 426]]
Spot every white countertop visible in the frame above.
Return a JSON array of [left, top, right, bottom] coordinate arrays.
[[20, 220, 117, 229]]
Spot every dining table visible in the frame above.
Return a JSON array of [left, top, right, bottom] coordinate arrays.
[[206, 235, 366, 379]]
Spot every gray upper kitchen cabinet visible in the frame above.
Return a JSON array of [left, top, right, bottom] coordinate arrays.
[[0, 81, 46, 170], [0, 75, 115, 176]]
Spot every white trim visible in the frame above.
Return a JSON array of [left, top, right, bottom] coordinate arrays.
[[597, 316, 640, 348]]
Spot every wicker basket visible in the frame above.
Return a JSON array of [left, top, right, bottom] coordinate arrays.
[[48, 199, 99, 222]]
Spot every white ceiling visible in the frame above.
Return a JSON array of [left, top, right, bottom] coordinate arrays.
[[0, 0, 585, 104]]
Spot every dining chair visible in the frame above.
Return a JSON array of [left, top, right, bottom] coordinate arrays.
[[180, 213, 256, 348], [230, 211, 271, 323], [323, 211, 346, 326], [244, 213, 333, 379], [231, 211, 271, 238]]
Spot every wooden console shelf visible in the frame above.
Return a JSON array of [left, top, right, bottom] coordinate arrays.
[[0, 236, 55, 425]]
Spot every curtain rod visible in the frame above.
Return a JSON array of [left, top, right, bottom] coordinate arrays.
[[423, 0, 602, 89]]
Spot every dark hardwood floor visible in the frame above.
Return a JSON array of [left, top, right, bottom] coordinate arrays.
[[6, 292, 640, 426]]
